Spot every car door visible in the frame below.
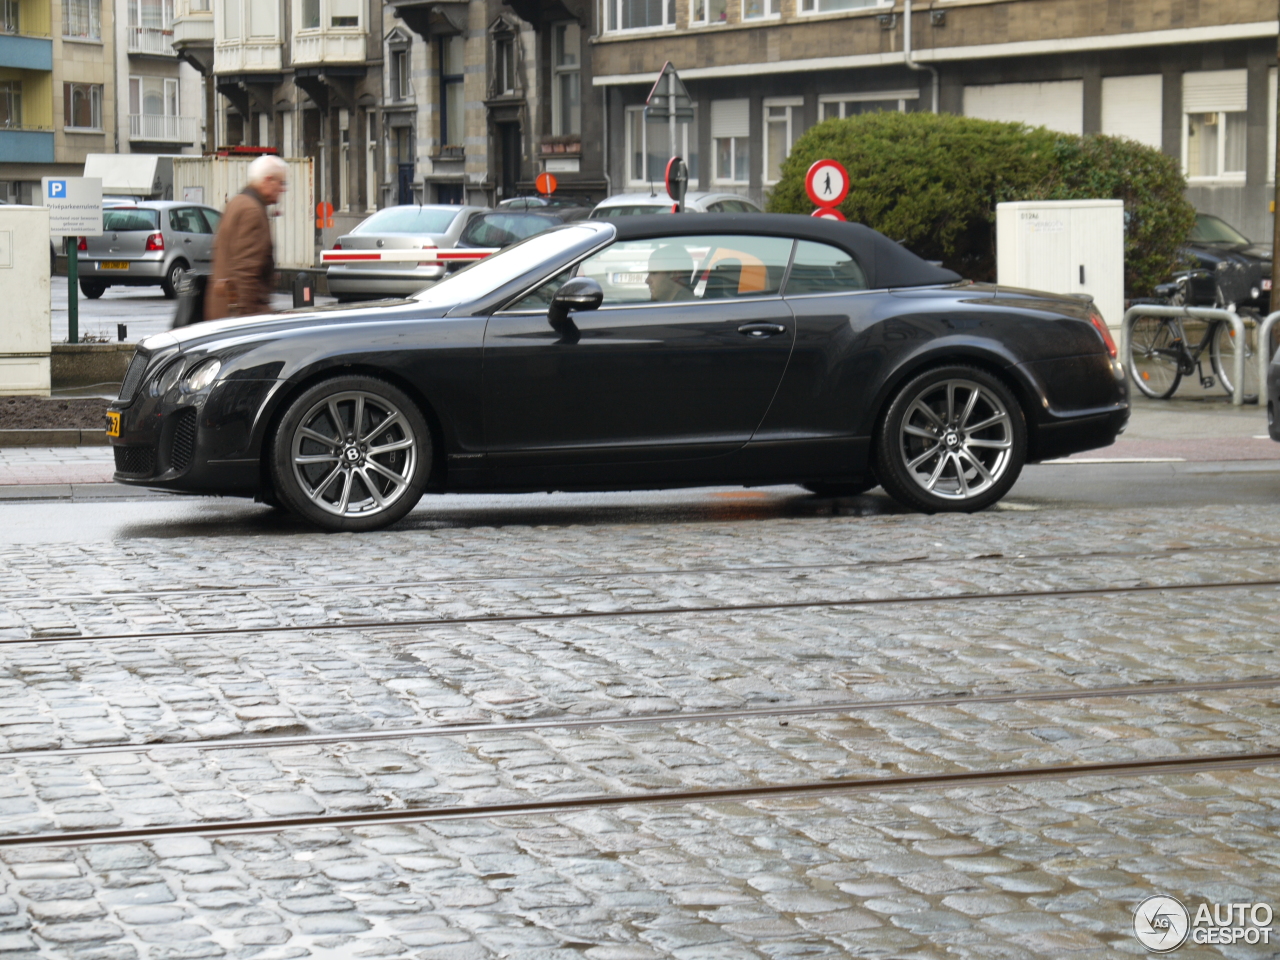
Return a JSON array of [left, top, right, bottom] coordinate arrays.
[[168, 206, 213, 273], [748, 239, 881, 471], [482, 232, 797, 466]]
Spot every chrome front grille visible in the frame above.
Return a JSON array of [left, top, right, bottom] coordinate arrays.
[[118, 350, 150, 402]]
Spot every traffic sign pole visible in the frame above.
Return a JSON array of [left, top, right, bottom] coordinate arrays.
[[66, 237, 78, 344]]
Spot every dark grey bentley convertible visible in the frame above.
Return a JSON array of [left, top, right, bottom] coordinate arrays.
[[107, 215, 1128, 531]]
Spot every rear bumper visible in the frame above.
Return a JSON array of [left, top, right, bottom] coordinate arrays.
[[326, 265, 444, 297], [79, 258, 167, 282]]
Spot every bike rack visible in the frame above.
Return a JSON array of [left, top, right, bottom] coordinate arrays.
[[1257, 310, 1280, 409], [1120, 305, 1252, 407]]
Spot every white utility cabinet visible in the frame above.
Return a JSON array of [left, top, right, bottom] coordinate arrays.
[[996, 199, 1124, 329], [0, 206, 51, 396]]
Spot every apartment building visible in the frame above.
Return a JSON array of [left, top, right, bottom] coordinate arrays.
[[206, 0, 384, 230], [0, 0, 118, 202], [382, 0, 603, 207], [115, 0, 203, 156], [593, 0, 1280, 243]]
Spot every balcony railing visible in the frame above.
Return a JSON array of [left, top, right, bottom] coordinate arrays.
[[129, 113, 197, 142], [128, 25, 175, 54]]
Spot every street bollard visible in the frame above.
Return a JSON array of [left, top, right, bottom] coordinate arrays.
[[293, 271, 314, 309]]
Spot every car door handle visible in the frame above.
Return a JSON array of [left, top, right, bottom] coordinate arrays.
[[184, 238, 192, 243], [737, 323, 787, 338]]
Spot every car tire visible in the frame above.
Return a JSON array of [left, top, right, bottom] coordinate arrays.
[[269, 376, 431, 532], [80, 280, 107, 299], [802, 479, 876, 498], [874, 365, 1026, 514], [161, 260, 188, 300]]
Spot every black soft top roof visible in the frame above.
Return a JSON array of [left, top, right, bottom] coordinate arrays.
[[610, 213, 961, 288]]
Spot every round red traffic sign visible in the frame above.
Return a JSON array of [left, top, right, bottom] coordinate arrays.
[[535, 172, 558, 195], [811, 207, 847, 221], [805, 159, 849, 208]]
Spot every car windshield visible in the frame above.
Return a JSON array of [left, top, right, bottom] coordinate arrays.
[[461, 213, 558, 247], [589, 204, 673, 219], [354, 207, 460, 235], [414, 224, 606, 308], [1190, 214, 1250, 245], [103, 209, 160, 231]]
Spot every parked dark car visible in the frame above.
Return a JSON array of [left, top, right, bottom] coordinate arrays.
[[107, 215, 1128, 531], [1176, 213, 1273, 312]]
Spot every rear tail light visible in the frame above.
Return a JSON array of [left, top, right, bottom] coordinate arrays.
[[1089, 311, 1117, 358], [332, 242, 342, 250], [145, 232, 164, 251], [77, 236, 87, 252]]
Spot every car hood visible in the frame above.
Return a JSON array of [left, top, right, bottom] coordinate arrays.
[[145, 299, 435, 354]]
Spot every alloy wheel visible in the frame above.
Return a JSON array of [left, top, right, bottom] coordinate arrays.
[[896, 378, 1014, 501], [290, 390, 418, 518]]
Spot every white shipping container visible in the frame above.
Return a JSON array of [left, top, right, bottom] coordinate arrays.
[[172, 157, 315, 269], [996, 199, 1125, 329]]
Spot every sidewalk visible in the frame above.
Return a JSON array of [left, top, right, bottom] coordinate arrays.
[[0, 395, 1274, 495]]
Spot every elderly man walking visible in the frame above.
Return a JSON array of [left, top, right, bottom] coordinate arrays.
[[205, 154, 288, 321]]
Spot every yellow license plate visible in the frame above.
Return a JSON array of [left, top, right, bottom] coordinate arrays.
[[101, 261, 129, 270], [106, 412, 120, 438]]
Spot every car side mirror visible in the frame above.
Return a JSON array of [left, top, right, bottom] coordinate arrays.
[[548, 276, 603, 332]]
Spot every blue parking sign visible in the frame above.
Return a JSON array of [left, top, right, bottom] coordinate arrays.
[[47, 180, 67, 199]]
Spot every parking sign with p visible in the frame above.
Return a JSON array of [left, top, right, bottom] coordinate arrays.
[[40, 176, 102, 237]]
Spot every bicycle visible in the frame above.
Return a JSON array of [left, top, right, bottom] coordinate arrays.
[[1127, 271, 1261, 400]]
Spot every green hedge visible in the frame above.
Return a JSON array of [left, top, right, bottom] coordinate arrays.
[[765, 111, 1195, 296]]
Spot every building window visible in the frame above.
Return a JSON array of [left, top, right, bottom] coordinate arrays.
[[63, 0, 102, 40], [1183, 70, 1248, 181], [626, 104, 698, 187], [2, 0, 19, 35], [799, 0, 885, 10], [820, 90, 916, 120], [551, 22, 580, 136], [129, 0, 173, 30], [763, 98, 801, 184], [712, 98, 749, 184], [606, 0, 675, 32], [743, 0, 778, 18], [391, 47, 410, 100], [63, 82, 103, 130], [0, 80, 20, 128], [129, 76, 179, 138], [689, 0, 726, 26], [301, 0, 319, 28], [223, 0, 239, 38], [440, 35, 464, 149], [494, 35, 515, 96], [329, 0, 358, 28], [393, 124, 413, 164]]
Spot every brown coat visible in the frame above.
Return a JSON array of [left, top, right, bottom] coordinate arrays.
[[205, 186, 275, 321]]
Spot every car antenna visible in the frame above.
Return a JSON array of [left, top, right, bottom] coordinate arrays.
[[420, 178, 425, 208], [649, 179, 656, 198]]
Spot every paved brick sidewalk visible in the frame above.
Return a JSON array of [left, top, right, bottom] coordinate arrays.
[[0, 446, 115, 485]]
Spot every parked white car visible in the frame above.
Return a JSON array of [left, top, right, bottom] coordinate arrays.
[[588, 192, 762, 218], [325, 205, 488, 301]]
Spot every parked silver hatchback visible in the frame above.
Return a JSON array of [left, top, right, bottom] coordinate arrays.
[[326, 204, 487, 301], [77, 201, 222, 300]]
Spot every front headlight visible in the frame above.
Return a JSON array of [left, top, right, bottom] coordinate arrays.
[[181, 358, 221, 394], [149, 359, 184, 398]]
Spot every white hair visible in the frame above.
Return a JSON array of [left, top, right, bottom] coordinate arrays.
[[247, 154, 289, 186]]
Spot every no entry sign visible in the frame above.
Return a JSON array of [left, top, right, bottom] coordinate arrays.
[[811, 207, 847, 221], [536, 172, 558, 195], [805, 159, 849, 209]]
